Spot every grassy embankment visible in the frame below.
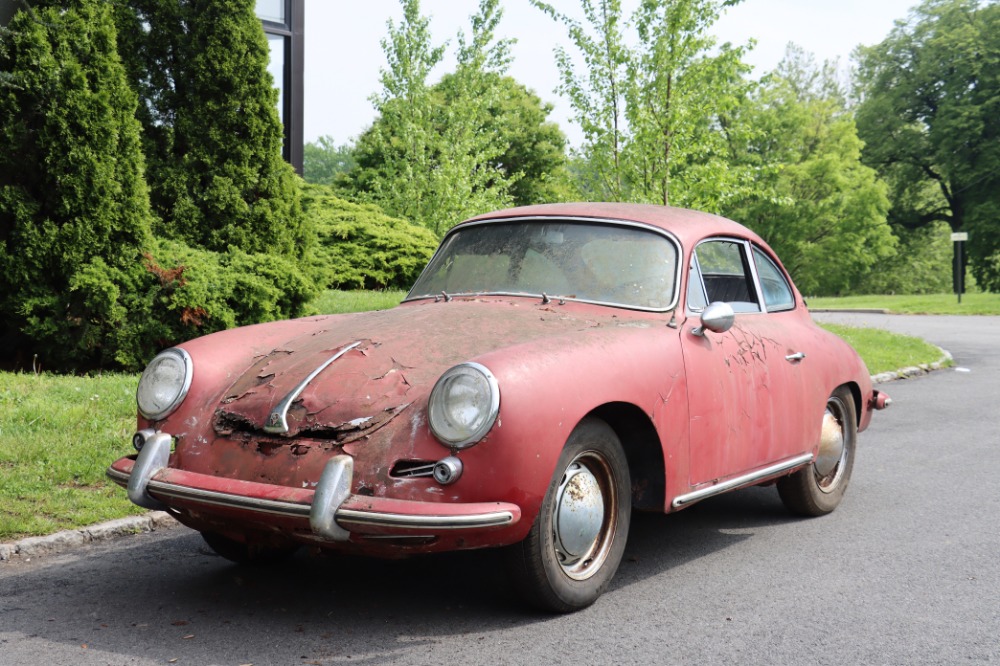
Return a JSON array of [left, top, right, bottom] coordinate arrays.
[[0, 291, 951, 541], [809, 292, 1000, 315]]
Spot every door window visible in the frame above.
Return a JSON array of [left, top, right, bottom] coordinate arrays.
[[690, 240, 761, 313]]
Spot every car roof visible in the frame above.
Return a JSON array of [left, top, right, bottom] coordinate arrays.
[[465, 203, 765, 249]]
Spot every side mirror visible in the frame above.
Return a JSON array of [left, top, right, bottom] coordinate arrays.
[[691, 301, 735, 337]]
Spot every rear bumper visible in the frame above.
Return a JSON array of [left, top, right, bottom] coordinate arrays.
[[107, 433, 520, 542]]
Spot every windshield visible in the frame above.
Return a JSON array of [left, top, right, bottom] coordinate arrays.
[[406, 220, 679, 310]]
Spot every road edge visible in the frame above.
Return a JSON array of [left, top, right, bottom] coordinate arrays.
[[0, 511, 179, 562]]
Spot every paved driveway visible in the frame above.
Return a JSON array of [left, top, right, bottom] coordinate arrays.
[[1, 314, 998, 665]]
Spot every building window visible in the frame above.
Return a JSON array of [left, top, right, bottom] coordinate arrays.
[[257, 0, 303, 174]]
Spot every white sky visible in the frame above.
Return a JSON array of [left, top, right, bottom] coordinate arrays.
[[303, 0, 918, 148]]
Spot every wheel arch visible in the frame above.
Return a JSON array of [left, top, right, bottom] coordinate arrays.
[[587, 402, 665, 512], [842, 381, 862, 427]]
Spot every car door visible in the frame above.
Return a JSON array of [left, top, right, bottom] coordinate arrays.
[[680, 239, 806, 486]]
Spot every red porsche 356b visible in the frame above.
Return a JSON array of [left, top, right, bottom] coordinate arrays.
[[109, 203, 889, 612]]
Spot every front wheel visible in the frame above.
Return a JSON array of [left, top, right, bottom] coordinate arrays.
[[504, 417, 631, 612], [777, 386, 857, 516]]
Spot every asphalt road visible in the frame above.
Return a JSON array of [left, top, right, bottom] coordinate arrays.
[[2, 314, 998, 666]]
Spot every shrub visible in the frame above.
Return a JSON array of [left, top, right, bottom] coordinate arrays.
[[135, 239, 317, 361], [303, 184, 438, 290], [0, 1, 155, 371]]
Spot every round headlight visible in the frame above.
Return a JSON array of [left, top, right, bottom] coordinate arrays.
[[428, 362, 500, 448], [136, 348, 193, 421]]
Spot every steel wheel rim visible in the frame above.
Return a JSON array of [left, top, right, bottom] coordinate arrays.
[[815, 396, 850, 493], [551, 451, 618, 581]]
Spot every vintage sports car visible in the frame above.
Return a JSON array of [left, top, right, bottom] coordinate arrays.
[[109, 203, 890, 612]]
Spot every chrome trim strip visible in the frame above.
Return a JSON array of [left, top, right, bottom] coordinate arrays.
[[404, 216, 683, 313], [264, 341, 362, 434], [106, 466, 130, 485], [147, 480, 313, 518], [123, 471, 514, 533], [672, 453, 814, 508], [336, 508, 515, 530]]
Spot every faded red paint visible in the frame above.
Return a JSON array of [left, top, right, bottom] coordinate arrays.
[[110, 203, 881, 558]]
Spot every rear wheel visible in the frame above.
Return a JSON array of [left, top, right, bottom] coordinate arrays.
[[778, 386, 857, 516], [505, 418, 631, 612], [200, 531, 299, 565]]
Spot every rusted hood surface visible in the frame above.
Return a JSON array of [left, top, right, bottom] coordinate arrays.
[[212, 299, 645, 438]]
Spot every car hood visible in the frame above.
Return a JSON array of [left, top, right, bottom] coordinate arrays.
[[212, 298, 648, 439]]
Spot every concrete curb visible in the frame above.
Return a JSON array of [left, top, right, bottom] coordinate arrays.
[[1, 343, 953, 564], [810, 308, 892, 315], [870, 347, 953, 384], [0, 511, 177, 563]]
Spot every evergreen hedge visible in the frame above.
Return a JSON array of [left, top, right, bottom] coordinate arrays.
[[0, 1, 154, 371], [303, 184, 438, 291]]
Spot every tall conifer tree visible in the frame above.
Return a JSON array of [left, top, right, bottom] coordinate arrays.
[[0, 0, 154, 369], [114, 0, 306, 256]]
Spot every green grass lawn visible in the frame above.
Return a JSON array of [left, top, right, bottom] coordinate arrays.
[[819, 324, 947, 375], [0, 290, 951, 542], [310, 289, 407, 314], [808, 292, 1000, 315], [0, 372, 146, 540]]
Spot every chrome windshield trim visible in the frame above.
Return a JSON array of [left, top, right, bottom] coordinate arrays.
[[671, 453, 814, 508], [264, 341, 362, 434], [404, 216, 682, 313]]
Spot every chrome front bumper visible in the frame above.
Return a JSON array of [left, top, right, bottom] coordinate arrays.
[[107, 433, 520, 542]]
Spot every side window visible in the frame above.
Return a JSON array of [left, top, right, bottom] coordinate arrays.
[[686, 253, 708, 311], [693, 240, 761, 313], [752, 247, 795, 311]]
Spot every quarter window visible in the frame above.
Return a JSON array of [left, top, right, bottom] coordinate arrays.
[[752, 248, 795, 311]]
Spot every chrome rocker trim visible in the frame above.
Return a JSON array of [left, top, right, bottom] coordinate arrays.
[[671, 453, 814, 508]]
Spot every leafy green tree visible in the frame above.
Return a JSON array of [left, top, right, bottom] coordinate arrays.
[[436, 73, 571, 206], [726, 47, 895, 296], [344, 0, 518, 235], [0, 0, 155, 370], [304, 136, 357, 186], [350, 73, 570, 208], [855, 0, 1000, 290], [114, 0, 307, 257], [533, 0, 754, 210], [532, 0, 630, 200]]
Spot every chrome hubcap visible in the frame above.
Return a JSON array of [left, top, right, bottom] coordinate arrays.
[[551, 453, 618, 581], [554, 463, 605, 564], [815, 398, 849, 493], [814, 408, 844, 477]]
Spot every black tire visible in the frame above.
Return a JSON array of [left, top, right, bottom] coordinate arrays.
[[200, 531, 299, 566], [777, 386, 857, 516], [504, 417, 631, 613]]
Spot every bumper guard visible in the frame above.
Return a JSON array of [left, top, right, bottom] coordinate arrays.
[[108, 433, 520, 542]]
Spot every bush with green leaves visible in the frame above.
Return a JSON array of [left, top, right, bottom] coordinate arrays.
[[0, 1, 155, 371], [138, 239, 316, 354], [303, 184, 437, 291]]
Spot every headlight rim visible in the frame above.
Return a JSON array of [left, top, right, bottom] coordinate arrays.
[[136, 347, 193, 421], [428, 362, 501, 449]]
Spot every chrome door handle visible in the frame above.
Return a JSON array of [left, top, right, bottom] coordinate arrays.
[[785, 352, 806, 362]]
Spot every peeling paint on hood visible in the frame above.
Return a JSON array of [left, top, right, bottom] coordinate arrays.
[[211, 298, 653, 438]]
